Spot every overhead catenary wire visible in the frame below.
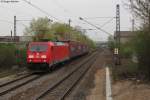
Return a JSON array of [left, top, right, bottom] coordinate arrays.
[[22, 0, 61, 22], [51, 0, 73, 16], [0, 6, 33, 28], [0, 3, 36, 17], [84, 29, 104, 41], [83, 17, 116, 20], [77, 16, 115, 34], [0, 19, 13, 24], [1, 0, 115, 38], [80, 17, 115, 30], [17, 21, 28, 28], [84, 18, 115, 30], [100, 17, 115, 28], [50, 0, 80, 19], [49, 0, 84, 28], [41, 0, 115, 35], [79, 17, 113, 36], [0, 0, 19, 3], [49, 0, 115, 32], [0, 19, 28, 28]]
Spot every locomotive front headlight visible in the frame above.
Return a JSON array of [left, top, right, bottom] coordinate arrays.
[[28, 55, 34, 58], [41, 55, 47, 58]]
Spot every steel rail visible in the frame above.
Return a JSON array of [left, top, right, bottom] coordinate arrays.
[[60, 55, 97, 100], [0, 73, 33, 87], [0, 75, 42, 96], [36, 52, 98, 100]]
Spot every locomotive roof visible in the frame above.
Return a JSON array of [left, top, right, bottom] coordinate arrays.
[[29, 41, 68, 46], [29, 40, 87, 46]]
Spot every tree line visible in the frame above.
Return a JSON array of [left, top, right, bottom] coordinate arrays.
[[24, 17, 96, 49]]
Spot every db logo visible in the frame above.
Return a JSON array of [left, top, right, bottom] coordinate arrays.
[[36, 53, 40, 58]]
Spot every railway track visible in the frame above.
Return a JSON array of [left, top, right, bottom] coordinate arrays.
[[0, 52, 98, 100], [0, 72, 33, 87], [0, 73, 43, 96], [36, 52, 98, 100]]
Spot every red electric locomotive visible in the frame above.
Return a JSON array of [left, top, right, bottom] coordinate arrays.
[[27, 41, 69, 70], [27, 41, 88, 71]]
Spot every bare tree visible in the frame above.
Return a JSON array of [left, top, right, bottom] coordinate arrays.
[[129, 0, 150, 28]]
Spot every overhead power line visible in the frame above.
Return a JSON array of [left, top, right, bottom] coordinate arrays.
[[83, 17, 116, 20], [22, 0, 61, 22], [51, 0, 71, 15], [0, 0, 19, 3], [79, 17, 113, 36], [0, 19, 13, 24], [17, 21, 27, 27], [0, 18, 28, 28], [100, 17, 115, 28], [0, 4, 36, 17], [51, 0, 95, 28]]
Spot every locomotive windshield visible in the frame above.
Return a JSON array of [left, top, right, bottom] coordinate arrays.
[[29, 44, 48, 52]]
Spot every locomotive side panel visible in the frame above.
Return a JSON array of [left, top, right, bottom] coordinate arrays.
[[51, 42, 69, 64]]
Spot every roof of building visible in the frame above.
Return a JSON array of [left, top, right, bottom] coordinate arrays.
[[114, 31, 137, 38]]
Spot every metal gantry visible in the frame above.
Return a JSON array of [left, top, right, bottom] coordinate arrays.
[[14, 16, 17, 41], [115, 4, 121, 65], [116, 4, 120, 49]]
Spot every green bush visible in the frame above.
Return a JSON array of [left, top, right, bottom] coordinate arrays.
[[120, 43, 133, 58], [0, 43, 27, 69], [112, 59, 138, 80], [113, 30, 150, 80], [108, 36, 115, 51], [0, 44, 16, 68], [18, 48, 27, 66], [132, 31, 150, 78]]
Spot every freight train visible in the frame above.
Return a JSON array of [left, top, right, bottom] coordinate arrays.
[[27, 41, 89, 71]]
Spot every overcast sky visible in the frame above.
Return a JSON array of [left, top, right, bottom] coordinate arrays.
[[0, 0, 135, 41]]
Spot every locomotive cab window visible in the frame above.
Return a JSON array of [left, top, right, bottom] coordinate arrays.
[[29, 44, 48, 52]]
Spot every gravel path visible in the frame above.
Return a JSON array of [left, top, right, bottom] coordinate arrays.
[[112, 80, 150, 100], [65, 49, 111, 100]]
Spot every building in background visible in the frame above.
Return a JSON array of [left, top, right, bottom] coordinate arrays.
[[0, 36, 32, 42], [114, 31, 136, 44], [19, 36, 32, 42]]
